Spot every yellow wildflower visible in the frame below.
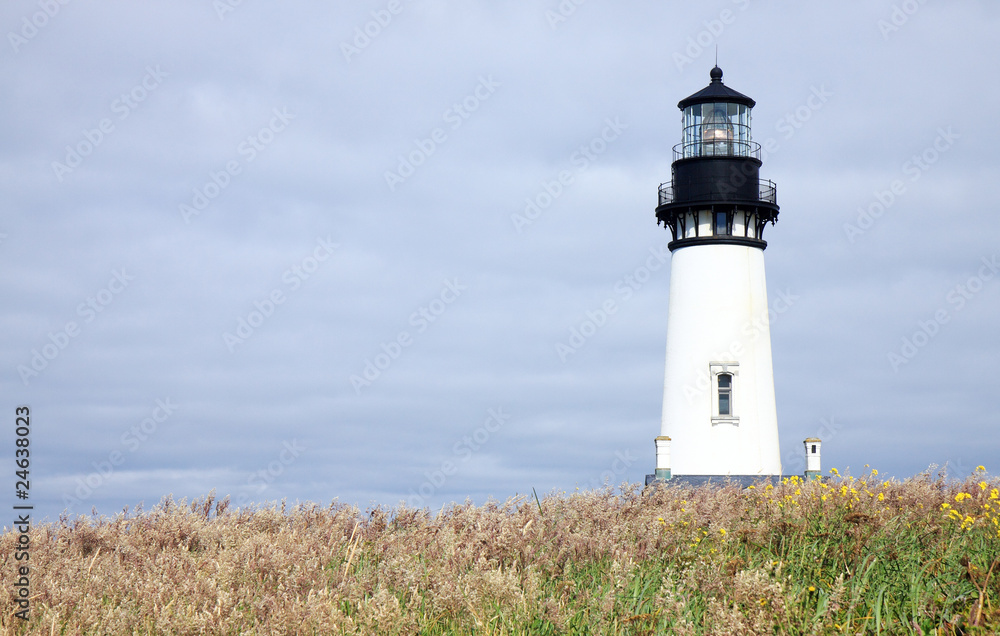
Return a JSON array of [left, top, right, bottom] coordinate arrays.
[[877, 493, 884, 501], [808, 586, 816, 592], [719, 528, 727, 536], [829, 468, 839, 475]]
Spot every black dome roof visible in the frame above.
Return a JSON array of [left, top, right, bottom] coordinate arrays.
[[677, 66, 755, 110]]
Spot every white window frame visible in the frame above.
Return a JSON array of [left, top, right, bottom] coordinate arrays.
[[710, 362, 739, 425]]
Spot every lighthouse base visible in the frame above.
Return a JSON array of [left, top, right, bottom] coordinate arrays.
[[645, 474, 792, 488]]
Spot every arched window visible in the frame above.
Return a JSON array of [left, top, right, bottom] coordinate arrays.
[[718, 373, 732, 415], [710, 362, 739, 425]]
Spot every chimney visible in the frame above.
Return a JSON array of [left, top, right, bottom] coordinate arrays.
[[804, 438, 821, 480], [655, 436, 672, 479]]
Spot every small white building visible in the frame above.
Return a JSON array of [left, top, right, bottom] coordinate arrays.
[[650, 67, 782, 481], [804, 438, 822, 480]]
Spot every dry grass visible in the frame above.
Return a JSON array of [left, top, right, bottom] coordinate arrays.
[[1, 468, 999, 634]]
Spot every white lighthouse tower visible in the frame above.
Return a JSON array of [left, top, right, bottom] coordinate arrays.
[[650, 67, 781, 481]]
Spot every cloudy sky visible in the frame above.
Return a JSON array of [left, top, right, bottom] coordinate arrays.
[[2, 1, 998, 521]]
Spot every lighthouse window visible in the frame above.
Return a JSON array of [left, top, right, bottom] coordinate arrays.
[[709, 362, 739, 425], [718, 373, 732, 415], [715, 211, 729, 235], [811, 444, 817, 453]]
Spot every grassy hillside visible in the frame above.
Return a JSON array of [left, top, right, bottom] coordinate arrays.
[[2, 468, 998, 634]]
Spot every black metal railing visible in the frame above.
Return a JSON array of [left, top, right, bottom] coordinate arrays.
[[672, 140, 762, 162], [758, 180, 776, 203], [659, 178, 777, 207]]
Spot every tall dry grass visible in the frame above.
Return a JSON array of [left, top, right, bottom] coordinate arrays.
[[1, 468, 998, 634]]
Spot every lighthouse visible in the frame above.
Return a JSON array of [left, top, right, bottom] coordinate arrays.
[[649, 67, 781, 481]]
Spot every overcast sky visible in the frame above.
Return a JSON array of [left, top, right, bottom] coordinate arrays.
[[2, 1, 998, 521]]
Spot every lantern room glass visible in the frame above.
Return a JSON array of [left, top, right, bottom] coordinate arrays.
[[681, 102, 752, 158]]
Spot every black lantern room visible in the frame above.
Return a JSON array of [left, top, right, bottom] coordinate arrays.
[[656, 67, 779, 251]]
